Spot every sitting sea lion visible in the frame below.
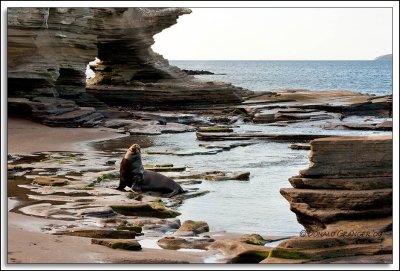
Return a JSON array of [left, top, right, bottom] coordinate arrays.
[[117, 143, 144, 192], [117, 144, 185, 198]]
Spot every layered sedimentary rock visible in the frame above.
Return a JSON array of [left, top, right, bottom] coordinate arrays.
[[8, 7, 251, 124], [271, 135, 393, 263], [8, 8, 98, 100], [8, 97, 104, 127], [241, 90, 392, 129]]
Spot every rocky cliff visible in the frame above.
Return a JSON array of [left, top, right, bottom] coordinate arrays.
[[8, 7, 251, 126], [374, 54, 392, 61], [266, 136, 393, 263]]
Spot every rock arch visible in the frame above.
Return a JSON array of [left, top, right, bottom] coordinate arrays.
[[8, 7, 251, 126]]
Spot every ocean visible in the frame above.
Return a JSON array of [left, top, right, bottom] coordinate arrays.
[[170, 60, 392, 96]]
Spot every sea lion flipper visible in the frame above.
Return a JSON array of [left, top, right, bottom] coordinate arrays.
[[116, 186, 126, 191], [164, 189, 181, 198], [116, 176, 127, 191]]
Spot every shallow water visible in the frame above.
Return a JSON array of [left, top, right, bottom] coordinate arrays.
[[142, 123, 390, 236], [144, 132, 306, 236]]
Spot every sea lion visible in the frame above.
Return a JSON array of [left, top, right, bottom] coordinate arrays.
[[117, 144, 185, 198], [140, 169, 185, 198], [117, 144, 144, 192]]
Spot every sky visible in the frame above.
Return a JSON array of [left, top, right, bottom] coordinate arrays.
[[152, 8, 393, 60]]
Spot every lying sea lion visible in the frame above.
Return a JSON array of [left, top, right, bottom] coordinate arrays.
[[117, 144, 185, 198], [141, 169, 185, 198]]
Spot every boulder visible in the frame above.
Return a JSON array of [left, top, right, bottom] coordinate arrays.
[[209, 239, 272, 263], [176, 220, 210, 234], [238, 234, 266, 246], [91, 238, 141, 251], [110, 203, 181, 218], [157, 236, 214, 250]]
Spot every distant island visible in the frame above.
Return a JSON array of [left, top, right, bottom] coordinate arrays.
[[374, 54, 392, 61]]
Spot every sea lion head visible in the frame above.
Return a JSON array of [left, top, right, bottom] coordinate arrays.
[[124, 144, 142, 160], [128, 144, 141, 154]]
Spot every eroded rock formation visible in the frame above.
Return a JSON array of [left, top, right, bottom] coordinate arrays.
[[8, 8, 98, 100], [269, 135, 393, 263], [8, 7, 251, 127], [240, 90, 392, 126]]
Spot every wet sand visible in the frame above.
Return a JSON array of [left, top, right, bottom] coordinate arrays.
[[8, 212, 204, 264], [7, 117, 126, 154]]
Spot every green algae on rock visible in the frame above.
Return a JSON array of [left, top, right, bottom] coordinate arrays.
[[91, 238, 142, 251], [268, 248, 311, 260], [116, 224, 143, 233], [110, 203, 181, 218], [239, 234, 266, 246]]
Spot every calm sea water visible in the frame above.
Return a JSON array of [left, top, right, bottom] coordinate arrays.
[[170, 60, 392, 95]]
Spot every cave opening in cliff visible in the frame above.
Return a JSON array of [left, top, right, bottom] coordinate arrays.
[[86, 58, 99, 82]]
